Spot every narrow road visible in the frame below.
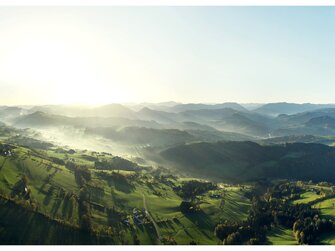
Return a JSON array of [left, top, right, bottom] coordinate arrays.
[[142, 193, 161, 244]]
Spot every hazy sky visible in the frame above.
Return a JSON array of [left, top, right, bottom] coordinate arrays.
[[0, 6, 335, 105]]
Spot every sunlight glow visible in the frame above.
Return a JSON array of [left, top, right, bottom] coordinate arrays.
[[1, 7, 335, 105]]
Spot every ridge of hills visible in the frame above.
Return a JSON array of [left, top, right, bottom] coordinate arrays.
[[161, 141, 335, 183]]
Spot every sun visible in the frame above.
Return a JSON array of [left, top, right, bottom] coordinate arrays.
[[2, 37, 129, 105]]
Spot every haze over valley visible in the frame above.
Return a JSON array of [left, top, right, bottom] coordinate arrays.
[[2, 6, 335, 245], [2, 100, 335, 245]]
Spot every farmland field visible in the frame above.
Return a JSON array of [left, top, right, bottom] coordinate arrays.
[[267, 226, 297, 245]]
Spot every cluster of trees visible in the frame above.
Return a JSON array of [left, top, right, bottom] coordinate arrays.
[[65, 161, 94, 232], [7, 136, 54, 150], [96, 171, 135, 192], [267, 183, 302, 201], [215, 221, 264, 245], [49, 156, 65, 166], [179, 201, 200, 214], [270, 200, 317, 227], [154, 175, 176, 188], [176, 180, 218, 214], [215, 182, 334, 245], [11, 175, 30, 199], [293, 216, 333, 244], [160, 236, 177, 245], [94, 156, 138, 171], [78, 187, 92, 232], [2, 175, 39, 212], [215, 221, 241, 241], [174, 180, 217, 199], [0, 175, 42, 214], [74, 165, 92, 187]]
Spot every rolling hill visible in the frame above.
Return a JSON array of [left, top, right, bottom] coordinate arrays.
[[161, 141, 335, 183], [305, 115, 335, 128], [271, 113, 335, 137], [13, 111, 162, 130], [8, 103, 335, 146], [214, 113, 269, 137], [85, 126, 196, 147], [0, 106, 29, 123], [30, 104, 136, 119], [136, 107, 178, 125]]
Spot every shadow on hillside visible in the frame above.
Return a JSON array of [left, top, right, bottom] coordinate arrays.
[[0, 198, 113, 244], [62, 198, 74, 219], [182, 210, 214, 234], [113, 180, 135, 194], [51, 198, 62, 217]]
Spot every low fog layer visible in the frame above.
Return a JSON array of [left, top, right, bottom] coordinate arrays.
[[1, 102, 335, 164]]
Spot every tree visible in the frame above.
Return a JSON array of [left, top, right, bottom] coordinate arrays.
[[214, 222, 239, 241], [224, 232, 241, 245], [133, 234, 140, 245], [80, 214, 92, 232], [179, 201, 198, 214], [248, 238, 260, 245], [189, 240, 197, 245], [21, 175, 29, 186], [161, 236, 177, 245]]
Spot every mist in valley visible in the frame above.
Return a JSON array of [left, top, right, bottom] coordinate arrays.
[[3, 101, 335, 179], [2, 6, 335, 245]]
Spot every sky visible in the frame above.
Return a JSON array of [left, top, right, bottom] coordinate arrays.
[[0, 6, 335, 105]]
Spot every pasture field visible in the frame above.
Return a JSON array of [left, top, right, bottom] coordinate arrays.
[[287, 183, 335, 245], [0, 139, 254, 244], [292, 191, 322, 205], [312, 197, 335, 218], [266, 226, 297, 245], [2, 132, 335, 245]]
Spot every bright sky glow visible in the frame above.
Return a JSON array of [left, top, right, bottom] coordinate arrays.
[[0, 6, 335, 105]]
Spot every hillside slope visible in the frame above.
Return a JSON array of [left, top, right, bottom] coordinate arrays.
[[161, 141, 335, 183]]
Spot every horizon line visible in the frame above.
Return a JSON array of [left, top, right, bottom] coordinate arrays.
[[2, 101, 335, 107]]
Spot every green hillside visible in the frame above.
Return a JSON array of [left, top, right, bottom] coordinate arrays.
[[161, 141, 335, 183], [1, 123, 335, 245], [0, 137, 254, 244]]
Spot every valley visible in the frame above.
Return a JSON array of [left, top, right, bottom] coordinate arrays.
[[1, 102, 335, 244]]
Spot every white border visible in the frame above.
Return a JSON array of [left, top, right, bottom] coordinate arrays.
[[0, 0, 335, 6]]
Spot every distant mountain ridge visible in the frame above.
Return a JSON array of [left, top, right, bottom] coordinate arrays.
[[13, 111, 162, 129], [167, 102, 248, 113], [5, 102, 335, 142], [30, 104, 136, 118], [254, 102, 335, 116]]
